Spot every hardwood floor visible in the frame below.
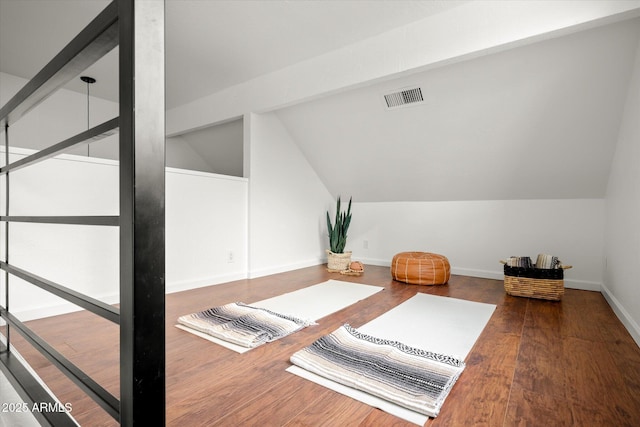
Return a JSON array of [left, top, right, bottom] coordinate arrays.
[[3, 265, 640, 426]]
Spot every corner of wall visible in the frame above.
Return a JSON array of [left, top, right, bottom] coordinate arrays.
[[247, 112, 333, 274], [601, 283, 640, 347], [602, 25, 640, 346]]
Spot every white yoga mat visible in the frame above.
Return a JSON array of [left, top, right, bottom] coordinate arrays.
[[287, 293, 496, 425], [176, 280, 383, 353]]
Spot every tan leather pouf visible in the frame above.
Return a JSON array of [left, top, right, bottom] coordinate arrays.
[[391, 252, 451, 285]]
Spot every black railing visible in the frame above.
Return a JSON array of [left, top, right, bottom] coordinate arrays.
[[0, 1, 165, 425]]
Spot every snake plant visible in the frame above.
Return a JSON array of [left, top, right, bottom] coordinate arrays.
[[326, 196, 352, 253]]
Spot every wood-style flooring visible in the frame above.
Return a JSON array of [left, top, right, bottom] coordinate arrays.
[[3, 265, 640, 426]]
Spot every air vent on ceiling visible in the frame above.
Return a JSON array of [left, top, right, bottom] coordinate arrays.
[[383, 87, 424, 109]]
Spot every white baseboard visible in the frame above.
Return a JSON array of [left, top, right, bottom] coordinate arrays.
[[563, 278, 602, 291], [601, 284, 640, 348], [165, 272, 248, 294], [451, 267, 602, 291], [249, 258, 325, 279], [450, 267, 503, 281], [359, 260, 505, 281], [9, 261, 610, 322], [360, 260, 602, 291], [357, 257, 390, 267]]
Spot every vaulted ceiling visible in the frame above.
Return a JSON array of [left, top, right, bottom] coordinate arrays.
[[0, 0, 468, 109], [1, 1, 640, 202], [276, 17, 640, 201]]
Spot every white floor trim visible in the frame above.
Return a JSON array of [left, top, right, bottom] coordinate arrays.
[[248, 258, 324, 279], [358, 258, 602, 291], [601, 283, 640, 348]]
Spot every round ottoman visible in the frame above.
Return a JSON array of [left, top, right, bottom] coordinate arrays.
[[391, 252, 450, 285]]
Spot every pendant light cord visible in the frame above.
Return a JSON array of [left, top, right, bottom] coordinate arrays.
[[86, 81, 90, 156], [80, 76, 96, 157]]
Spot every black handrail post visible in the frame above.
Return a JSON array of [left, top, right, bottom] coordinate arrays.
[[118, 0, 166, 426], [3, 123, 9, 353]]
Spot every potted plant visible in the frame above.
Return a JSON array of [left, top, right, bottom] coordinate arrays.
[[326, 196, 352, 271]]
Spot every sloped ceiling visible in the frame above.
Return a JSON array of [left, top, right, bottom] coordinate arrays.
[[177, 119, 244, 177], [1, 1, 639, 203], [0, 0, 469, 109], [276, 18, 640, 202]]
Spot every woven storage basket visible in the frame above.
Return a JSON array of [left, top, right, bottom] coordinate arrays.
[[500, 261, 572, 301], [326, 250, 352, 272]]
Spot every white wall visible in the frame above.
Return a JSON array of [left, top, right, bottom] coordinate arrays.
[[349, 199, 605, 291], [0, 147, 248, 321], [246, 112, 333, 277], [0, 149, 119, 321], [604, 31, 640, 346], [166, 168, 247, 291]]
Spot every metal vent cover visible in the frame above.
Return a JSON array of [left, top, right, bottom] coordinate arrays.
[[383, 87, 424, 109]]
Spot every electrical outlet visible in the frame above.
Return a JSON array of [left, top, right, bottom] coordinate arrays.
[[227, 250, 234, 263]]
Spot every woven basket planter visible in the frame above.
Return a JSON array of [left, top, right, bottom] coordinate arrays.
[[501, 261, 572, 301], [326, 250, 352, 272]]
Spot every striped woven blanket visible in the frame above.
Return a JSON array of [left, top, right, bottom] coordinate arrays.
[[178, 303, 315, 348], [535, 253, 561, 269], [290, 324, 465, 417]]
